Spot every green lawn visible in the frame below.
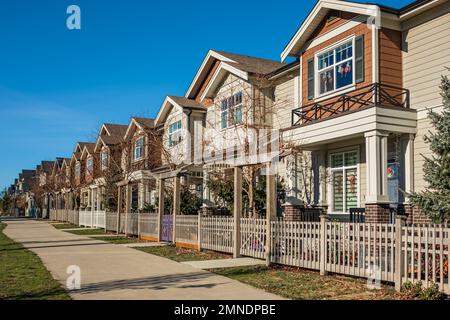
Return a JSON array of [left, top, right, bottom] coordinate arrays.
[[65, 228, 106, 235], [51, 223, 79, 230], [137, 245, 231, 262], [93, 236, 143, 244], [211, 265, 402, 300], [0, 223, 70, 300]]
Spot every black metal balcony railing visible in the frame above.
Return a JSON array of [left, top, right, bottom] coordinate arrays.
[[291, 82, 410, 127]]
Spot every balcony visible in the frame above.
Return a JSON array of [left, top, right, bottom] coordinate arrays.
[[291, 83, 410, 127]]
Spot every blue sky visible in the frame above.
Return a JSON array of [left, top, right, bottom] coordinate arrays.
[[0, 0, 412, 190]]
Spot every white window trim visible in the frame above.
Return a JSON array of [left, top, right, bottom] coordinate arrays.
[[101, 151, 109, 170], [220, 91, 244, 130], [168, 119, 183, 148], [327, 148, 361, 215], [315, 36, 356, 100], [134, 137, 145, 162], [87, 158, 93, 175]]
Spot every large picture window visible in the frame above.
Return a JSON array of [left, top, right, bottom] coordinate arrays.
[[168, 120, 182, 147], [317, 39, 354, 96], [330, 150, 358, 213], [220, 91, 243, 129]]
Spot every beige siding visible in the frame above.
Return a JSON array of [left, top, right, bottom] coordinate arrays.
[[402, 4, 450, 110], [414, 118, 435, 192], [273, 75, 296, 130]]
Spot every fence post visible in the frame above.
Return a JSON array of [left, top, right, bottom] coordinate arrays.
[[137, 213, 141, 240], [157, 178, 165, 242], [233, 167, 242, 258], [320, 214, 329, 276], [173, 175, 181, 245], [265, 168, 276, 267], [395, 215, 406, 291], [116, 186, 121, 235], [446, 226, 450, 295], [197, 213, 202, 252]]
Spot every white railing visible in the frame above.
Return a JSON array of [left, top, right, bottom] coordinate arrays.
[[139, 214, 159, 239], [176, 215, 198, 245], [240, 218, 266, 259], [200, 216, 234, 254]]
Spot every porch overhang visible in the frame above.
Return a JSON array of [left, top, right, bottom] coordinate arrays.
[[281, 106, 417, 148]]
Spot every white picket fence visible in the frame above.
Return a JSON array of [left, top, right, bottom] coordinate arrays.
[[93, 211, 106, 229], [68, 210, 79, 225], [79, 210, 92, 227], [241, 218, 267, 259], [105, 212, 118, 232], [401, 224, 449, 292], [176, 215, 199, 246], [200, 216, 234, 253], [271, 221, 321, 270], [140, 214, 159, 239]]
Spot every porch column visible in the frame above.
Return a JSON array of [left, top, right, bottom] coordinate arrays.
[[265, 163, 276, 266], [173, 175, 181, 244], [316, 150, 328, 210], [233, 167, 242, 258], [157, 178, 165, 242], [404, 134, 415, 202], [365, 130, 390, 223]]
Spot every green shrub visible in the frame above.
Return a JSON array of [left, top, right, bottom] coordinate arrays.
[[401, 281, 446, 300]]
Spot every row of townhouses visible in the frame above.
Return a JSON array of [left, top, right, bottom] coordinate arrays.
[[8, 0, 450, 226]]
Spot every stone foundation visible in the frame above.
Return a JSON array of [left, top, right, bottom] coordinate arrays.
[[365, 203, 390, 223]]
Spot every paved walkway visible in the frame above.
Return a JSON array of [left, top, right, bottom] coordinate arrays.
[[3, 220, 282, 300], [182, 258, 266, 270]]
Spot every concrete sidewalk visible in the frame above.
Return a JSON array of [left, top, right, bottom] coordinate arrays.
[[3, 220, 283, 300]]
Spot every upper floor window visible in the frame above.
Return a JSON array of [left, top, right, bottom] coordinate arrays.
[[87, 158, 93, 175], [134, 137, 144, 160], [317, 39, 354, 96], [168, 120, 182, 147], [220, 92, 243, 129], [101, 151, 109, 170], [75, 162, 81, 178]]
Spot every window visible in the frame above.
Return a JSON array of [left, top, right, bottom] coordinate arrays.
[[317, 39, 354, 96], [101, 151, 109, 170], [220, 91, 243, 129], [330, 151, 358, 213], [87, 158, 93, 175], [75, 162, 81, 178], [134, 137, 144, 160], [168, 120, 182, 147]]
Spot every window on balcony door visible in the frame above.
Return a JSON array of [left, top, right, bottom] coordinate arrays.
[[134, 137, 144, 160], [168, 120, 182, 147], [87, 158, 93, 175], [220, 91, 243, 129], [101, 151, 109, 170], [317, 39, 354, 96], [75, 163, 81, 179], [330, 150, 359, 213]]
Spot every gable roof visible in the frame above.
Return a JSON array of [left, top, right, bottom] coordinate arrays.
[[102, 123, 128, 138], [155, 96, 206, 125], [95, 123, 128, 151], [80, 143, 96, 160], [280, 0, 447, 61], [124, 117, 156, 140], [185, 50, 286, 99]]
